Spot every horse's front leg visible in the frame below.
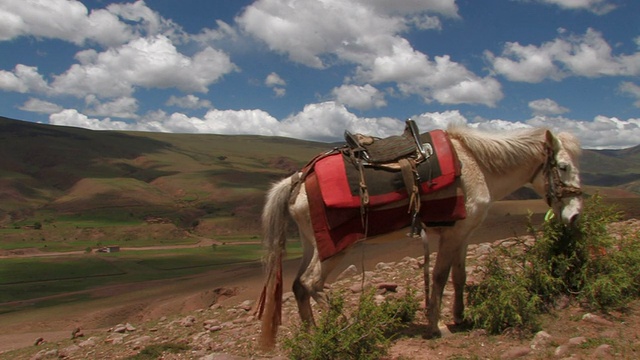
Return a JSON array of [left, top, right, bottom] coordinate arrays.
[[451, 243, 468, 325], [425, 240, 456, 338]]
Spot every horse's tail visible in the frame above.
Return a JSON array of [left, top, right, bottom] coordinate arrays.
[[256, 175, 295, 350]]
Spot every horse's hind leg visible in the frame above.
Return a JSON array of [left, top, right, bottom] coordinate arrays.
[[293, 244, 343, 327], [293, 230, 316, 327]]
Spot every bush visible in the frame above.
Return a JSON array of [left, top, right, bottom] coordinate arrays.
[[465, 194, 640, 335], [283, 288, 418, 360]]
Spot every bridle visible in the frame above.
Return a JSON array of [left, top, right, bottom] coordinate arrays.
[[531, 141, 583, 207]]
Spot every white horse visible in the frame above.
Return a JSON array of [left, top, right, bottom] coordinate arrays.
[[257, 125, 582, 349]]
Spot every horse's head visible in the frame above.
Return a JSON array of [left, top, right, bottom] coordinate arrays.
[[532, 130, 583, 225]]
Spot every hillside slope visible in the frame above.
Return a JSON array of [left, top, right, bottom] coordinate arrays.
[[0, 116, 329, 230], [1, 116, 639, 230]]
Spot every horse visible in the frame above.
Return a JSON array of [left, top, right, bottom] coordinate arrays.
[[257, 125, 582, 349]]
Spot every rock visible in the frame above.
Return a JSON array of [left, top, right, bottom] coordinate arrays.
[[593, 344, 612, 357], [530, 330, 552, 349], [568, 336, 587, 346], [201, 353, 249, 360], [376, 262, 393, 271], [112, 324, 127, 333], [376, 282, 398, 292], [500, 346, 531, 359], [582, 313, 614, 326], [237, 299, 254, 311], [59, 344, 80, 357], [34, 337, 45, 346], [336, 264, 359, 281], [181, 315, 197, 327], [71, 327, 83, 339], [31, 349, 58, 359], [554, 344, 570, 357], [78, 337, 97, 347]]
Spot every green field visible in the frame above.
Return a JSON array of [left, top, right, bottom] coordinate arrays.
[[0, 241, 302, 313]]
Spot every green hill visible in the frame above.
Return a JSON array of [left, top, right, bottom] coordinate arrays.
[[0, 116, 329, 235], [1, 115, 639, 234]]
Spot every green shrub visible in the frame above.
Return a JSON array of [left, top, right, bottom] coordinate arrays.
[[283, 288, 418, 360], [465, 194, 640, 334]]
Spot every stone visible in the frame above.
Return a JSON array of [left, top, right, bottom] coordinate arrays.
[[593, 344, 612, 357], [568, 336, 587, 346], [376, 282, 398, 292], [530, 330, 552, 349], [582, 313, 614, 326], [237, 299, 254, 311], [181, 315, 197, 327], [336, 264, 359, 281], [500, 346, 531, 359]]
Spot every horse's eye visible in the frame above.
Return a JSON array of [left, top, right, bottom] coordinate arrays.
[[558, 163, 569, 171]]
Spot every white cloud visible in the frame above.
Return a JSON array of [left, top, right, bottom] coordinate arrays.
[[620, 82, 640, 108], [488, 28, 640, 83], [0, 64, 50, 93], [49, 109, 136, 131], [272, 87, 286, 97], [166, 95, 213, 109], [237, 0, 498, 107], [50, 35, 237, 98], [0, 0, 133, 47], [46, 102, 639, 149], [265, 72, 287, 97], [84, 95, 139, 119], [332, 84, 386, 111], [529, 98, 570, 116], [265, 72, 286, 87], [527, 115, 640, 149], [19, 98, 63, 114], [538, 0, 617, 15]]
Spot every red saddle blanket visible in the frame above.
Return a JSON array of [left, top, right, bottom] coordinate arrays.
[[305, 129, 467, 260]]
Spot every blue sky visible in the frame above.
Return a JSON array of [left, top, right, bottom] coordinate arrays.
[[1, 0, 639, 149]]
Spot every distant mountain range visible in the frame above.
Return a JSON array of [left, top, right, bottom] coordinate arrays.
[[1, 116, 638, 227]]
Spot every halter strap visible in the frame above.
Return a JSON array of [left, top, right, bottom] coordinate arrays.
[[539, 142, 582, 206]]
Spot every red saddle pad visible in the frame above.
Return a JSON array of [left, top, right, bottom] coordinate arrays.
[[304, 130, 467, 260]]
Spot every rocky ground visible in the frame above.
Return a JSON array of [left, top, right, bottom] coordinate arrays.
[[4, 219, 640, 360]]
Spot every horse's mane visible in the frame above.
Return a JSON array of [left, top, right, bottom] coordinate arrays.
[[447, 125, 550, 175]]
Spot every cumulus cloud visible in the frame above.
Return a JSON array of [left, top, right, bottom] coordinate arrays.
[[538, 0, 617, 15], [166, 95, 213, 109], [620, 82, 640, 108], [487, 28, 640, 82], [84, 95, 139, 119], [265, 72, 286, 87], [529, 98, 570, 116], [46, 101, 640, 149], [0, 0, 169, 47], [527, 115, 640, 149], [331, 84, 387, 111], [19, 98, 63, 114], [265, 72, 286, 97], [0, 64, 50, 93], [237, 0, 500, 107], [50, 35, 237, 98]]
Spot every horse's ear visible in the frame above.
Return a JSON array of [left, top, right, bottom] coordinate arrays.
[[545, 130, 561, 152]]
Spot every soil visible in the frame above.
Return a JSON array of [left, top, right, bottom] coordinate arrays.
[[1, 200, 639, 359]]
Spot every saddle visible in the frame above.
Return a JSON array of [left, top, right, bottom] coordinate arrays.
[[343, 119, 433, 236]]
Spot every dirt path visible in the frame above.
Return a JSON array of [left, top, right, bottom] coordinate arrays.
[[3, 199, 631, 354]]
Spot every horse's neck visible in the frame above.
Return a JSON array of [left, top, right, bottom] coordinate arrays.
[[484, 157, 542, 201]]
